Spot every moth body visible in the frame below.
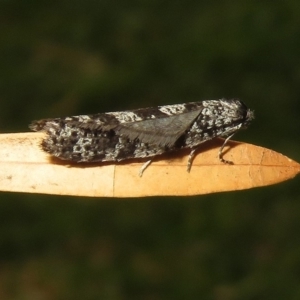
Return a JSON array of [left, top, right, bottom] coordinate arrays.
[[30, 99, 254, 173]]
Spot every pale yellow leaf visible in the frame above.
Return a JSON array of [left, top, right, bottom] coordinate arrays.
[[0, 132, 299, 197]]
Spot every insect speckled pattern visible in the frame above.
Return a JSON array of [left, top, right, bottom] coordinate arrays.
[[30, 99, 254, 175]]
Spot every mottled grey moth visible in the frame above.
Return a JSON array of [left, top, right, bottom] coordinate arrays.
[[30, 99, 254, 176]]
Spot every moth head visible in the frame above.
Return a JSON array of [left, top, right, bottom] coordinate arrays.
[[239, 101, 255, 129]]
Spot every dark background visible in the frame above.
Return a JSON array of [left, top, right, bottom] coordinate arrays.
[[1, 1, 300, 299]]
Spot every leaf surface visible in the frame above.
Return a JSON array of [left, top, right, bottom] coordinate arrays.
[[0, 132, 299, 197]]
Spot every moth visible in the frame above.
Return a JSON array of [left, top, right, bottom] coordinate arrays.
[[30, 99, 254, 176]]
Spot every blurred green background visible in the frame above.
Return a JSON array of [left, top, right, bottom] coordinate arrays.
[[1, 0, 300, 299]]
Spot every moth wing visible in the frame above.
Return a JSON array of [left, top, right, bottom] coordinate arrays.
[[116, 110, 201, 146], [30, 113, 121, 132]]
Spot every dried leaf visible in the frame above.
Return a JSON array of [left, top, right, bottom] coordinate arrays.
[[0, 132, 299, 197]]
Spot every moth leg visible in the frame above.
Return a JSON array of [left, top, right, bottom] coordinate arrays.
[[187, 148, 198, 173], [219, 133, 235, 164], [139, 159, 152, 177]]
